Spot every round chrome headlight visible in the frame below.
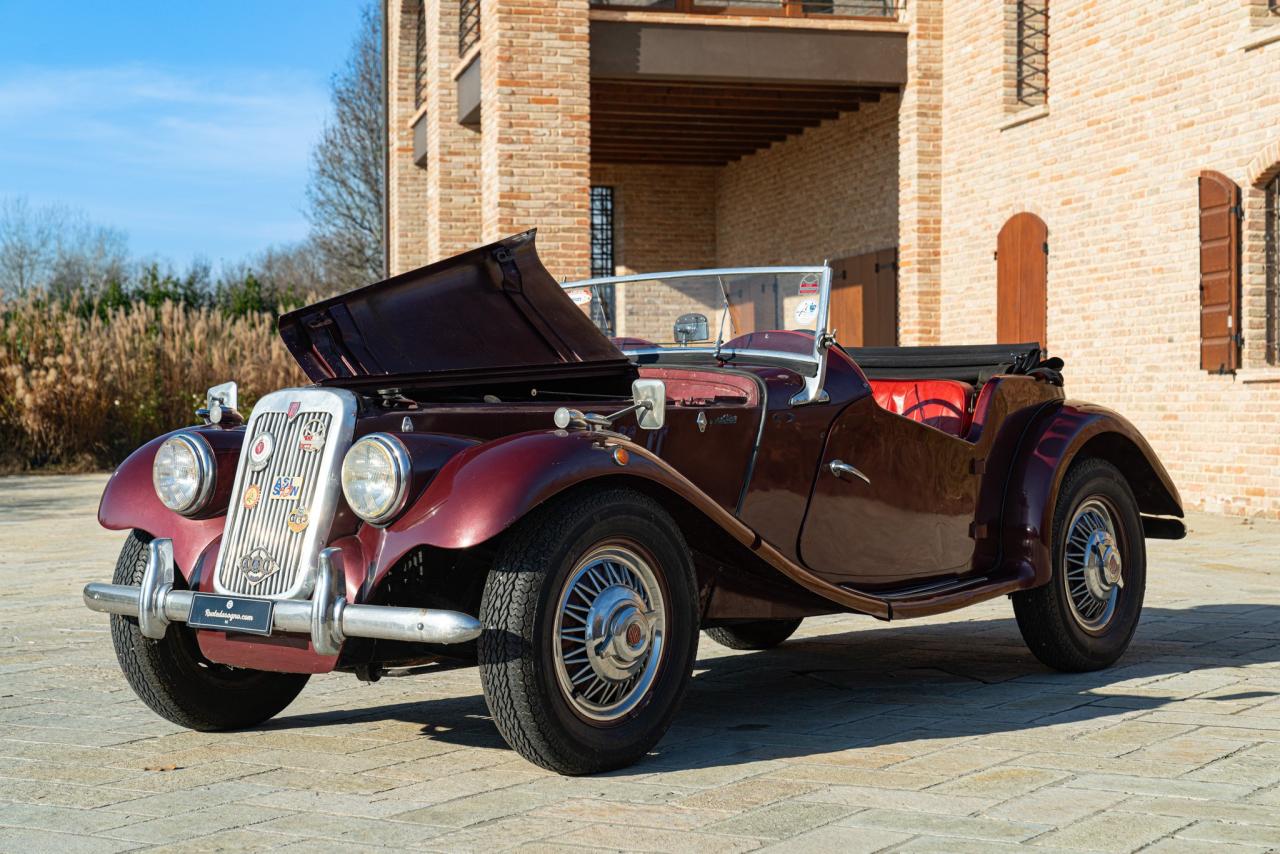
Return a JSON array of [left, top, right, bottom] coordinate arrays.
[[152, 433, 215, 515], [341, 434, 409, 525]]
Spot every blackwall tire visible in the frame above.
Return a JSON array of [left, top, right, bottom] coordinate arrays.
[[478, 486, 699, 775], [705, 619, 803, 651], [110, 530, 309, 731], [1012, 459, 1147, 672]]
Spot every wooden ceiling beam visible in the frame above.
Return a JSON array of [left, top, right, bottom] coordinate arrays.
[[591, 114, 817, 132], [592, 104, 846, 122], [592, 77, 896, 96], [591, 84, 881, 109], [592, 91, 866, 114]]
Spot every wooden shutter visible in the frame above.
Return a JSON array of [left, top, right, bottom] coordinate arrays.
[[996, 213, 1048, 349], [829, 248, 898, 347], [1199, 170, 1241, 373]]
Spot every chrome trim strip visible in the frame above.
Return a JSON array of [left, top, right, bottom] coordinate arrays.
[[83, 540, 482, 651], [565, 265, 829, 289]]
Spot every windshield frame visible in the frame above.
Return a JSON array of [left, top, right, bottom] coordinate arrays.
[[564, 265, 833, 405]]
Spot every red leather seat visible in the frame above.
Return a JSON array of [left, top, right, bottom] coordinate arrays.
[[870, 380, 973, 436]]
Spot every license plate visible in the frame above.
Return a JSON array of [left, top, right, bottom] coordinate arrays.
[[187, 593, 274, 636]]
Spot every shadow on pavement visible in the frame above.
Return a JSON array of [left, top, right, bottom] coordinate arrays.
[[265, 603, 1280, 771]]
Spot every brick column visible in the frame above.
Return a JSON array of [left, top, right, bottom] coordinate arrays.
[[386, 0, 431, 275], [479, 0, 591, 280], [424, 1, 482, 261], [896, 0, 943, 345]]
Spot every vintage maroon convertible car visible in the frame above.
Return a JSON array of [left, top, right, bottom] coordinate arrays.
[[84, 231, 1184, 774]]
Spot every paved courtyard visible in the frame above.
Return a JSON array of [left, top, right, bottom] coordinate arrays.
[[0, 475, 1278, 853]]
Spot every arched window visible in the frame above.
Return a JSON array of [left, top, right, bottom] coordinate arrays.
[[996, 213, 1048, 349]]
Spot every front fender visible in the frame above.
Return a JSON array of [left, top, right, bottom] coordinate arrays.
[[359, 428, 893, 619], [98, 427, 243, 579], [363, 430, 687, 582], [1003, 401, 1183, 587]]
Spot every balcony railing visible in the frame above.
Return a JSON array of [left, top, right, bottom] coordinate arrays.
[[459, 0, 481, 56], [592, 1, 899, 19]]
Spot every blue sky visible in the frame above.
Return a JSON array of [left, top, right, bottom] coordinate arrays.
[[0, 1, 366, 268]]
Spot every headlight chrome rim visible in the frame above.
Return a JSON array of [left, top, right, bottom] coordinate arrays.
[[341, 433, 410, 526], [152, 432, 216, 516]]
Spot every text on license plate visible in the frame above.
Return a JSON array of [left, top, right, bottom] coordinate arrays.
[[187, 593, 274, 636]]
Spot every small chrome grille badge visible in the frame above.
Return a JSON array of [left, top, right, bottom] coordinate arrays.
[[248, 432, 274, 471], [238, 546, 281, 586], [242, 483, 262, 510], [286, 508, 309, 533], [286, 401, 301, 421], [270, 475, 304, 500], [298, 418, 326, 453]]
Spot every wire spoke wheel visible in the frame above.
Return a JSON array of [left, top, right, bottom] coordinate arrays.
[[552, 543, 666, 723], [1062, 497, 1125, 634]]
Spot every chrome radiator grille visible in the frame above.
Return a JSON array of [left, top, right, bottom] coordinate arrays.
[[214, 388, 357, 600]]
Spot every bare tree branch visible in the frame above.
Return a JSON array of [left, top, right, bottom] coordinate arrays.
[[305, 2, 385, 289]]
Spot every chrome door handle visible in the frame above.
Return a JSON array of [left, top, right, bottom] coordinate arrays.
[[829, 459, 870, 485]]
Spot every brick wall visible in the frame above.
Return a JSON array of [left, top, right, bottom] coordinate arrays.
[[479, 0, 591, 280], [386, 0, 431, 274], [937, 1, 1280, 516], [716, 94, 900, 267], [590, 164, 718, 275]]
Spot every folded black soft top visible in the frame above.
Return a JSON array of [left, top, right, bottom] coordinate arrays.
[[843, 343, 1045, 382]]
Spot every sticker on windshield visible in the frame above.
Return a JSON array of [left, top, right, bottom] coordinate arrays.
[[794, 299, 819, 326], [798, 273, 820, 295], [567, 288, 592, 306]]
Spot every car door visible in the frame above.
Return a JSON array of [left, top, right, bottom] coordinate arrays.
[[798, 395, 981, 588]]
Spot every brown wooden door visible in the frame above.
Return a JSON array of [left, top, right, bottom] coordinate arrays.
[[831, 248, 898, 347], [1198, 171, 1241, 373], [996, 214, 1048, 348]]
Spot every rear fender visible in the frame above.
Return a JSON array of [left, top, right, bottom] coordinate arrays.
[[1003, 402, 1183, 587], [98, 427, 244, 581]]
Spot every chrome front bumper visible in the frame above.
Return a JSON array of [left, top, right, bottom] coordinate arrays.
[[82, 538, 482, 655]]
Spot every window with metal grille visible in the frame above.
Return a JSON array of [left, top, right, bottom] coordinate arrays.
[[1016, 0, 1049, 107], [1267, 174, 1280, 364], [414, 0, 428, 109], [589, 187, 617, 333], [459, 0, 481, 57]]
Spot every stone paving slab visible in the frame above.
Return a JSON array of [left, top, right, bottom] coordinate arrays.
[[1, 474, 1279, 852]]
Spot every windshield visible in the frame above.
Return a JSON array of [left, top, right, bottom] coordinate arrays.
[[561, 267, 830, 362]]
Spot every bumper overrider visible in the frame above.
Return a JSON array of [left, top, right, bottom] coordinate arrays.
[[82, 538, 482, 655]]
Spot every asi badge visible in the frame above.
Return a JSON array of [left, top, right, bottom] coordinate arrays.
[[242, 483, 262, 510], [270, 475, 304, 501], [247, 432, 274, 471], [298, 418, 326, 453], [286, 508, 309, 533]]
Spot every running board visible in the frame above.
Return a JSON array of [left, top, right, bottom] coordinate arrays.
[[840, 568, 1036, 620]]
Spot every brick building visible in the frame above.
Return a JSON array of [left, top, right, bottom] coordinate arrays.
[[384, 1, 1280, 518]]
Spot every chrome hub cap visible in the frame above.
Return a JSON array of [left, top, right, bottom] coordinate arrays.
[[1065, 498, 1124, 633], [553, 544, 665, 722]]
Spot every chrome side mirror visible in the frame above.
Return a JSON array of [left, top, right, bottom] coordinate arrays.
[[632, 379, 666, 430], [200, 381, 241, 426], [674, 313, 708, 344]]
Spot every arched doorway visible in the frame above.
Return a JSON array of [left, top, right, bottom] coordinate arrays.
[[996, 213, 1048, 348]]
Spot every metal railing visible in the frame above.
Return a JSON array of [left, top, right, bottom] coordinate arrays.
[[591, 1, 899, 19], [459, 0, 481, 57], [1016, 0, 1049, 107]]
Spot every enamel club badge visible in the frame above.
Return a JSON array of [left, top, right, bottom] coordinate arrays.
[[242, 483, 262, 510], [298, 418, 326, 453], [270, 475, 303, 500], [286, 508, 309, 533]]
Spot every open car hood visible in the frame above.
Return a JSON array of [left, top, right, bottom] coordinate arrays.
[[278, 231, 629, 387]]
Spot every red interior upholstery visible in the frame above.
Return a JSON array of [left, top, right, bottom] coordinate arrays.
[[870, 380, 973, 436]]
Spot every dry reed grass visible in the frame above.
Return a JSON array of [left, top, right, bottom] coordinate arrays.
[[0, 296, 304, 470]]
